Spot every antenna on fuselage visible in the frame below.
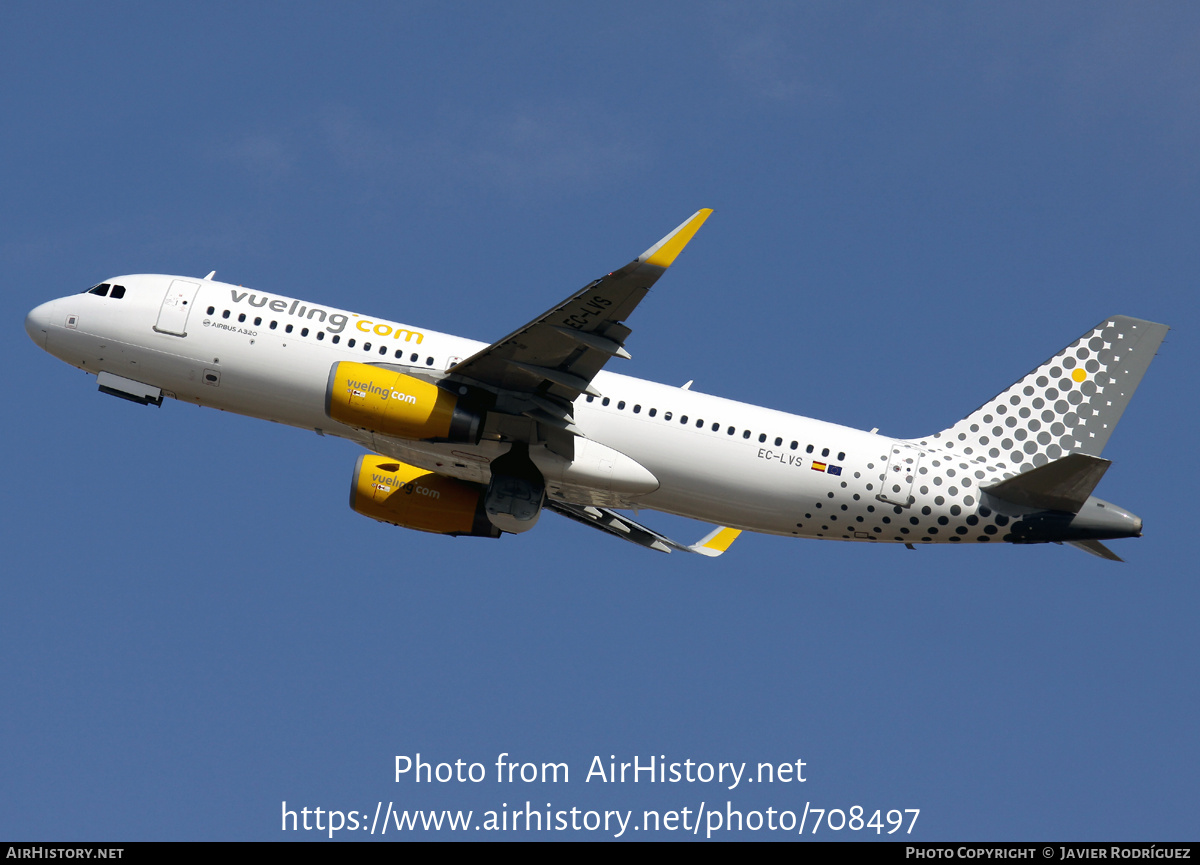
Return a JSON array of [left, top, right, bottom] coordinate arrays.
[[204, 271, 216, 281]]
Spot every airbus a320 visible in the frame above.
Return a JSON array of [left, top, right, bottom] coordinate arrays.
[[25, 211, 1168, 560]]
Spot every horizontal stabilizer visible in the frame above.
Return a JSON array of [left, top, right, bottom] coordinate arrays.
[[547, 501, 738, 556], [1066, 539, 1124, 562], [983, 453, 1110, 514]]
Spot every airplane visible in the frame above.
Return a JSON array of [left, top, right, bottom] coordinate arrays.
[[24, 210, 1169, 561]]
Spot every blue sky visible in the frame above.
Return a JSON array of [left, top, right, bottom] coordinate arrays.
[[3, 2, 1197, 840]]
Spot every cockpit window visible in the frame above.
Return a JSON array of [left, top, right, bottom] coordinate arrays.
[[110, 285, 126, 299], [87, 283, 110, 296]]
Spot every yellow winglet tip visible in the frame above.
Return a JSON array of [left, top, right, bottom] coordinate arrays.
[[691, 526, 741, 557], [641, 208, 713, 269]]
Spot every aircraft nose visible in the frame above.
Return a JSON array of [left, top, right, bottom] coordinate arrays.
[[25, 300, 56, 349]]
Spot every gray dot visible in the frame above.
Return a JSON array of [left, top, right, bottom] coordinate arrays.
[[1063, 357, 1077, 369], [1011, 451, 1024, 462], [1023, 441, 1037, 454], [1046, 444, 1062, 459], [1037, 431, 1051, 445], [1032, 452, 1049, 467]]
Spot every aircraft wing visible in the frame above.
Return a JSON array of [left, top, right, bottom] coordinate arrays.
[[547, 500, 740, 557], [446, 210, 712, 415]]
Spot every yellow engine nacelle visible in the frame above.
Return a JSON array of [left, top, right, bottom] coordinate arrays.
[[326, 362, 482, 442], [350, 455, 500, 538]]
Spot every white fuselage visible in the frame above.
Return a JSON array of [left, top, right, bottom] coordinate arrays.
[[28, 273, 1128, 547]]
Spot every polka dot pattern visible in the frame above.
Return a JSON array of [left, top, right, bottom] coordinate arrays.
[[918, 317, 1167, 479], [793, 316, 1169, 547]]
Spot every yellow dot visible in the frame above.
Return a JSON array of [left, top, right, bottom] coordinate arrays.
[[1072, 368, 1087, 382]]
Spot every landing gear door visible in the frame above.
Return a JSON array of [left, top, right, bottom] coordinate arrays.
[[154, 279, 200, 336], [879, 443, 921, 507]]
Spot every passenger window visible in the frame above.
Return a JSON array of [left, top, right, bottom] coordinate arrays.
[[837, 452, 845, 461], [586, 395, 595, 403], [286, 324, 294, 334], [301, 328, 309, 337], [602, 397, 610, 406], [790, 441, 798, 450], [363, 342, 371, 350], [822, 448, 830, 457], [222, 310, 230, 319], [348, 338, 355, 347], [617, 401, 625, 410], [743, 430, 751, 439], [270, 321, 278, 330], [711, 422, 718, 431], [649, 408, 657, 417], [425, 357, 433, 366], [207, 306, 215, 315], [317, 331, 325, 340], [379, 346, 387, 355], [664, 412, 673, 421], [254, 317, 262, 326], [759, 433, 767, 443], [806, 444, 814, 453], [633, 404, 641, 413], [411, 353, 419, 362], [394, 349, 402, 358], [238, 313, 246, 323], [727, 426, 735, 435], [774, 437, 782, 446], [680, 415, 688, 424]]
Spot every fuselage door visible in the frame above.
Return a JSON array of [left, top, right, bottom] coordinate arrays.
[[879, 443, 922, 507], [153, 279, 200, 336]]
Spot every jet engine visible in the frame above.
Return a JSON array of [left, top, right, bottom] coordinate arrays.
[[326, 362, 482, 442], [350, 454, 500, 538]]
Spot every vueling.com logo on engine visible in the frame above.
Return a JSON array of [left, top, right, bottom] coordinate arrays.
[[347, 378, 418, 405]]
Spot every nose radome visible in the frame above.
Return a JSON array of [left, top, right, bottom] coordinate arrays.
[[25, 300, 55, 348]]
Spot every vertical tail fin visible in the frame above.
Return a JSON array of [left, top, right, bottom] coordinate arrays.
[[918, 316, 1168, 475]]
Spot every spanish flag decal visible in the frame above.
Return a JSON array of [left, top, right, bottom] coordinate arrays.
[[811, 461, 827, 472]]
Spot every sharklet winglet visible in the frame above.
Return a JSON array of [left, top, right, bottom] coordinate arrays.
[[639, 209, 713, 269]]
